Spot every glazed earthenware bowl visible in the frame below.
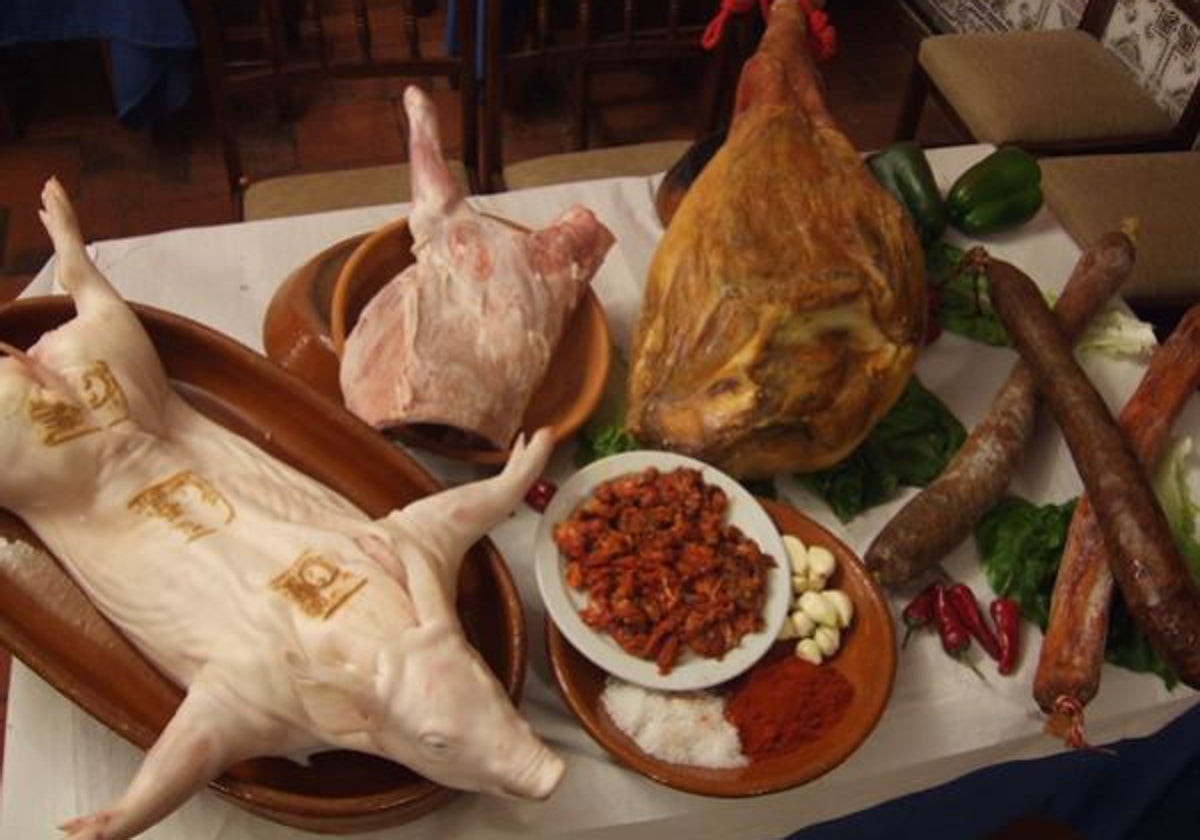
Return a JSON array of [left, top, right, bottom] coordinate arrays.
[[321, 216, 610, 465], [0, 296, 528, 833], [546, 497, 896, 797]]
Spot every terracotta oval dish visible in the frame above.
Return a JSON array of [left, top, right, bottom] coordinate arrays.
[[328, 216, 611, 465], [535, 451, 792, 692], [0, 296, 527, 833], [546, 498, 896, 797]]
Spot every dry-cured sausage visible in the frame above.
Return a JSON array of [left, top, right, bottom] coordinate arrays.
[[989, 260, 1200, 689], [865, 230, 1136, 587], [1035, 304, 1200, 741]]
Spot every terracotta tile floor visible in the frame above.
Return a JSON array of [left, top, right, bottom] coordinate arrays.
[[0, 0, 974, 808]]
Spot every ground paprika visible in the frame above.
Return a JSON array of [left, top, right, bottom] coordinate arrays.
[[724, 649, 854, 761]]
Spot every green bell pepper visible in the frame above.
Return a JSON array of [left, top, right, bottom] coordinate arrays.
[[946, 146, 1044, 236], [866, 142, 947, 246]]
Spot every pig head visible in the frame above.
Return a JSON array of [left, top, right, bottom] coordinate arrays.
[[3, 179, 564, 840]]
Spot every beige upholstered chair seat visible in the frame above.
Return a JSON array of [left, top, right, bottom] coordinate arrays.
[[244, 160, 472, 221], [1042, 151, 1200, 306], [501, 140, 691, 191], [919, 29, 1173, 145]]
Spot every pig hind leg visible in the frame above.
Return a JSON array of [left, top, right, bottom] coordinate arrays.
[[36, 177, 173, 427], [39, 177, 122, 312]]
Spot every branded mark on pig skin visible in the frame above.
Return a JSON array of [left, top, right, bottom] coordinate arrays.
[[28, 392, 100, 445], [272, 549, 367, 619], [81, 360, 130, 419], [127, 469, 237, 543], [0, 177, 566, 840]]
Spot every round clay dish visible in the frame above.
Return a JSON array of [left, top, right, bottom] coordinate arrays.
[[329, 216, 611, 465], [546, 498, 896, 797]]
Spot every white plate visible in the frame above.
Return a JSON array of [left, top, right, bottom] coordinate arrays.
[[534, 450, 791, 691]]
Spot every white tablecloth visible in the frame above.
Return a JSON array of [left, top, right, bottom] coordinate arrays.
[[3, 145, 1196, 840]]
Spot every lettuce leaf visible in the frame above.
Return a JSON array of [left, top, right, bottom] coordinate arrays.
[[927, 242, 1011, 347], [1076, 306, 1157, 360], [800, 376, 966, 521], [977, 496, 1076, 629]]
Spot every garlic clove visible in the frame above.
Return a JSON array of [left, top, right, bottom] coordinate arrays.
[[784, 535, 809, 576], [798, 590, 837, 627], [823, 589, 854, 629], [807, 545, 837, 579], [790, 609, 817, 639], [814, 625, 841, 657], [795, 637, 823, 665]]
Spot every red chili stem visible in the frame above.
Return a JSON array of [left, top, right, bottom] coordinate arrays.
[[947, 583, 1002, 661], [990, 596, 1022, 675]]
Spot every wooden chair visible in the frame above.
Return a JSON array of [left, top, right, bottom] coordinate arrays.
[[894, 0, 1200, 155], [187, 0, 479, 220], [479, 0, 758, 192]]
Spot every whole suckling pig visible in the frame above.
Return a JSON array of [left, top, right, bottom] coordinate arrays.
[[0, 179, 564, 840], [627, 0, 926, 478]]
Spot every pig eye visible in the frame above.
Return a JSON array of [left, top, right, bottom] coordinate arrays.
[[419, 732, 454, 756]]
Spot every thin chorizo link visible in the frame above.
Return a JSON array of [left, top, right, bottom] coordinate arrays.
[[1035, 304, 1200, 741], [989, 260, 1200, 689], [865, 230, 1136, 587]]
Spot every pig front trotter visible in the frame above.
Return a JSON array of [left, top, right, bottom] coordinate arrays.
[[58, 672, 274, 840], [59, 810, 116, 840]]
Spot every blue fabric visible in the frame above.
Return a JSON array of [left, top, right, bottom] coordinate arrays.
[[445, 0, 529, 79], [785, 701, 1200, 840], [0, 0, 196, 128]]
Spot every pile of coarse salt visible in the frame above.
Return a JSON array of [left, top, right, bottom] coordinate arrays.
[[601, 677, 747, 768]]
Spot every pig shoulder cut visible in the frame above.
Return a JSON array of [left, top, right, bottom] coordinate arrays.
[[0, 179, 564, 840], [339, 86, 615, 450]]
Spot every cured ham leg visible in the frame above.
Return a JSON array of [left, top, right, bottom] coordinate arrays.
[[627, 0, 925, 477], [1, 179, 564, 840], [340, 86, 615, 449]]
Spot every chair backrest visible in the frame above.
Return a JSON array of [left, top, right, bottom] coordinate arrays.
[[479, 0, 758, 192], [1081, 0, 1200, 149], [187, 0, 478, 218]]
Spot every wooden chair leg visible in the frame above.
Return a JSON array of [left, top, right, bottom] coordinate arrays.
[[894, 61, 928, 142]]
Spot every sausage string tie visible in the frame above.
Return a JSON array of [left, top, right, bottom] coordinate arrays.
[[703, 0, 837, 61], [1050, 696, 1116, 755]]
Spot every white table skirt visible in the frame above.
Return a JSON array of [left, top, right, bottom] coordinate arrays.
[[3, 145, 1196, 840]]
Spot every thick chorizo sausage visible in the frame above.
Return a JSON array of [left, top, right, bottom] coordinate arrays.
[[1035, 304, 1200, 742], [989, 260, 1200, 689]]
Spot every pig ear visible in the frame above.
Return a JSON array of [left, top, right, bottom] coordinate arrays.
[[294, 676, 382, 735], [288, 640, 384, 735]]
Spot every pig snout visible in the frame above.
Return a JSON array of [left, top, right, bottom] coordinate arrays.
[[501, 743, 565, 800], [373, 629, 566, 800]]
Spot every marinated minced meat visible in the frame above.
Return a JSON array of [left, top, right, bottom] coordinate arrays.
[[553, 467, 774, 673]]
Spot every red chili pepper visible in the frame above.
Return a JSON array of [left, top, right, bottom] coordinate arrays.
[[524, 478, 557, 512], [990, 597, 1021, 675], [900, 582, 941, 648], [935, 585, 984, 679], [946, 583, 1001, 661]]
